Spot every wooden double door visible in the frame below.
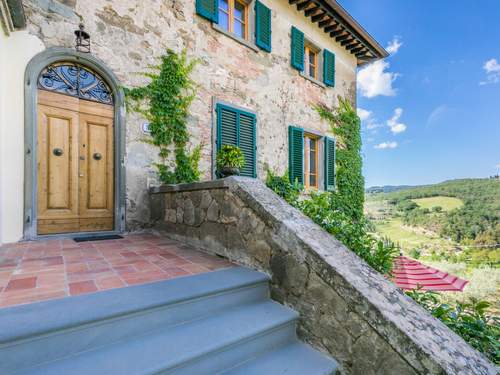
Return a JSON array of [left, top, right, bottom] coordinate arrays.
[[37, 90, 114, 234]]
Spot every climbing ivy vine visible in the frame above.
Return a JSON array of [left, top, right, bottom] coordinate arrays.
[[266, 97, 398, 275], [315, 97, 364, 222], [125, 50, 201, 184]]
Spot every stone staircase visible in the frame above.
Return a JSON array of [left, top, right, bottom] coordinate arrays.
[[0, 267, 338, 375]]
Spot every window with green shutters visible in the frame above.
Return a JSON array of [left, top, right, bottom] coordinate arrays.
[[324, 136, 336, 191], [288, 126, 304, 185], [323, 49, 335, 87], [255, 0, 272, 52], [290, 26, 305, 71], [196, 0, 218, 23], [216, 103, 257, 178]]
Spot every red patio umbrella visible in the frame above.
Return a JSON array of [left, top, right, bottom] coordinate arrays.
[[392, 256, 468, 291]]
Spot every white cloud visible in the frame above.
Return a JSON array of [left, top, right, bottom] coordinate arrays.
[[496, 163, 500, 169], [357, 107, 383, 131], [427, 105, 447, 125], [366, 121, 383, 130], [484, 59, 500, 73], [357, 60, 399, 98], [357, 108, 372, 121], [480, 58, 500, 85], [386, 37, 403, 55], [387, 108, 407, 134], [374, 141, 398, 150]]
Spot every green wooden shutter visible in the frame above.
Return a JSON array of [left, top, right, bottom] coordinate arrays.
[[290, 26, 304, 71], [217, 104, 238, 148], [323, 49, 335, 87], [238, 112, 257, 178], [289, 126, 304, 185], [255, 0, 271, 52], [216, 104, 257, 178], [196, 0, 218, 23], [324, 136, 336, 191]]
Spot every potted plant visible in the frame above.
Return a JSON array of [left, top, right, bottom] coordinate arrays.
[[216, 145, 245, 177]]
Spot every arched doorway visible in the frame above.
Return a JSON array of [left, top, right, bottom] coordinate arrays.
[[24, 48, 126, 239]]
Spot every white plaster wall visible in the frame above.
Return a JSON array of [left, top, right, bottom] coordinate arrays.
[[0, 30, 44, 244]]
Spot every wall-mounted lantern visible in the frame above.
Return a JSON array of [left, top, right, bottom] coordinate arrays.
[[74, 23, 90, 53]]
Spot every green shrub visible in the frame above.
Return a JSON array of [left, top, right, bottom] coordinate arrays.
[[409, 248, 422, 259], [216, 145, 245, 169], [265, 172, 399, 275], [265, 170, 301, 205], [407, 289, 500, 364]]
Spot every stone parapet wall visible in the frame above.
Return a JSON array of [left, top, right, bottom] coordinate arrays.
[[150, 177, 496, 375]]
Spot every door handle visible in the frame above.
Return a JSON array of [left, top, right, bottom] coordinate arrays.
[[93, 152, 102, 161], [53, 148, 63, 156]]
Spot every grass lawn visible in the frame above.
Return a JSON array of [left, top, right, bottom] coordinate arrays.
[[374, 218, 454, 251], [412, 196, 463, 211]]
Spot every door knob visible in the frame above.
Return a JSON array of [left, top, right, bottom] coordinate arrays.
[[53, 148, 63, 156], [93, 152, 102, 160]]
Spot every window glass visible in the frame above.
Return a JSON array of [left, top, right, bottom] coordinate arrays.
[[219, 0, 229, 12], [234, 20, 244, 38], [305, 46, 319, 80], [304, 135, 318, 189], [234, 0, 245, 19], [217, 0, 247, 40], [218, 0, 229, 31]]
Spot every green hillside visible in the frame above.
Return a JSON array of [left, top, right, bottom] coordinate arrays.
[[368, 178, 499, 245], [412, 196, 463, 212]]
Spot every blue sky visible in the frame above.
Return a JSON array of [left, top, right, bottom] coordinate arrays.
[[340, 1, 500, 187]]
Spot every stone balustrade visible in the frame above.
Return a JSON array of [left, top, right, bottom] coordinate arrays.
[[150, 176, 496, 375]]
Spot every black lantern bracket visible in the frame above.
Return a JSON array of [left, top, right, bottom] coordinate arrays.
[[74, 23, 90, 53]]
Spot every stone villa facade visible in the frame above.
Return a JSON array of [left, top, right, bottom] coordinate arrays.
[[0, 0, 386, 243]]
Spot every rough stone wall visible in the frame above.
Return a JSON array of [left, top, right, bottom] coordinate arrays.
[[22, 0, 357, 229], [150, 177, 497, 375]]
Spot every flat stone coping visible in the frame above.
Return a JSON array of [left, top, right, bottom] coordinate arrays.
[[149, 179, 231, 194]]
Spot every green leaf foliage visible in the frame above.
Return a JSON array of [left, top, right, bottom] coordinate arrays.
[[265, 95, 399, 275], [125, 50, 201, 184], [407, 289, 500, 364], [216, 145, 245, 169], [265, 170, 301, 205], [315, 97, 364, 222]]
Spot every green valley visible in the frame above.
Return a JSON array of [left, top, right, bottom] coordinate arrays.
[[365, 177, 500, 313]]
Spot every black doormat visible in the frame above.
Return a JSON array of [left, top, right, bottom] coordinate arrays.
[[73, 234, 123, 242]]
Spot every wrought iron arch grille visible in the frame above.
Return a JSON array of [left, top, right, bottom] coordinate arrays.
[[37, 62, 113, 105]]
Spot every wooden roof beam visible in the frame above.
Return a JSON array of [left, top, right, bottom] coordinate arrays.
[[345, 41, 361, 50], [335, 33, 350, 42], [341, 38, 356, 47], [318, 18, 333, 28], [324, 23, 340, 33], [330, 29, 344, 37], [304, 5, 321, 17], [297, 1, 312, 11], [351, 46, 366, 54], [311, 11, 327, 22]]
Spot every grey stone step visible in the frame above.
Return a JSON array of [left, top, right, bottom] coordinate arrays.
[[221, 341, 339, 375], [17, 300, 299, 375], [0, 267, 269, 374]]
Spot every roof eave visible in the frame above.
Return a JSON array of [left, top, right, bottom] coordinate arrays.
[[289, 0, 388, 65]]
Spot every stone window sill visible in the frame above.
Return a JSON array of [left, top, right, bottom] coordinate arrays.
[[212, 24, 260, 53], [299, 72, 326, 89]]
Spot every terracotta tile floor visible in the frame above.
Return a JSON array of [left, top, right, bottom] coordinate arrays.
[[0, 233, 233, 308]]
